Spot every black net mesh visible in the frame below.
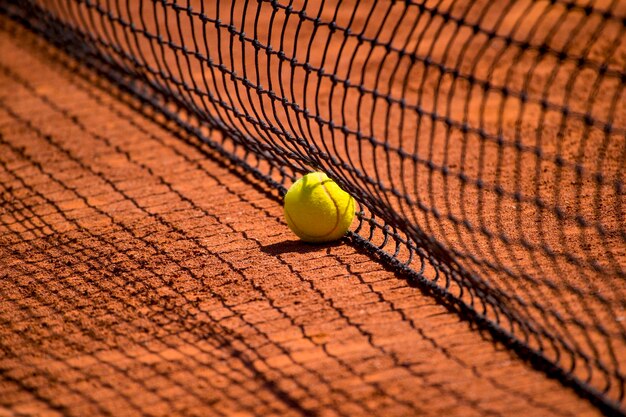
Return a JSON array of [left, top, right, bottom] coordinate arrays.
[[2, 0, 624, 413]]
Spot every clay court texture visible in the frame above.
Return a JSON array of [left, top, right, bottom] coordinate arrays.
[[0, 0, 625, 416]]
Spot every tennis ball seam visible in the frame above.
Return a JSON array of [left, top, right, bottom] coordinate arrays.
[[318, 173, 341, 235], [284, 198, 345, 240], [320, 175, 356, 238]]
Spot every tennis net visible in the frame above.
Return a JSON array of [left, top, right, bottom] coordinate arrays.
[[2, 0, 624, 413]]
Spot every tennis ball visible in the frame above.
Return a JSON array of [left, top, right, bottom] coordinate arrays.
[[283, 172, 355, 243]]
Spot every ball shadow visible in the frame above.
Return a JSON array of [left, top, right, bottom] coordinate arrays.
[[260, 239, 345, 255]]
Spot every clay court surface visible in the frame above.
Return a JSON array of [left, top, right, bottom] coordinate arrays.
[[0, 3, 623, 417]]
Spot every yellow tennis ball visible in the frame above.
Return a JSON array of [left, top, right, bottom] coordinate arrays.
[[284, 172, 355, 243]]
